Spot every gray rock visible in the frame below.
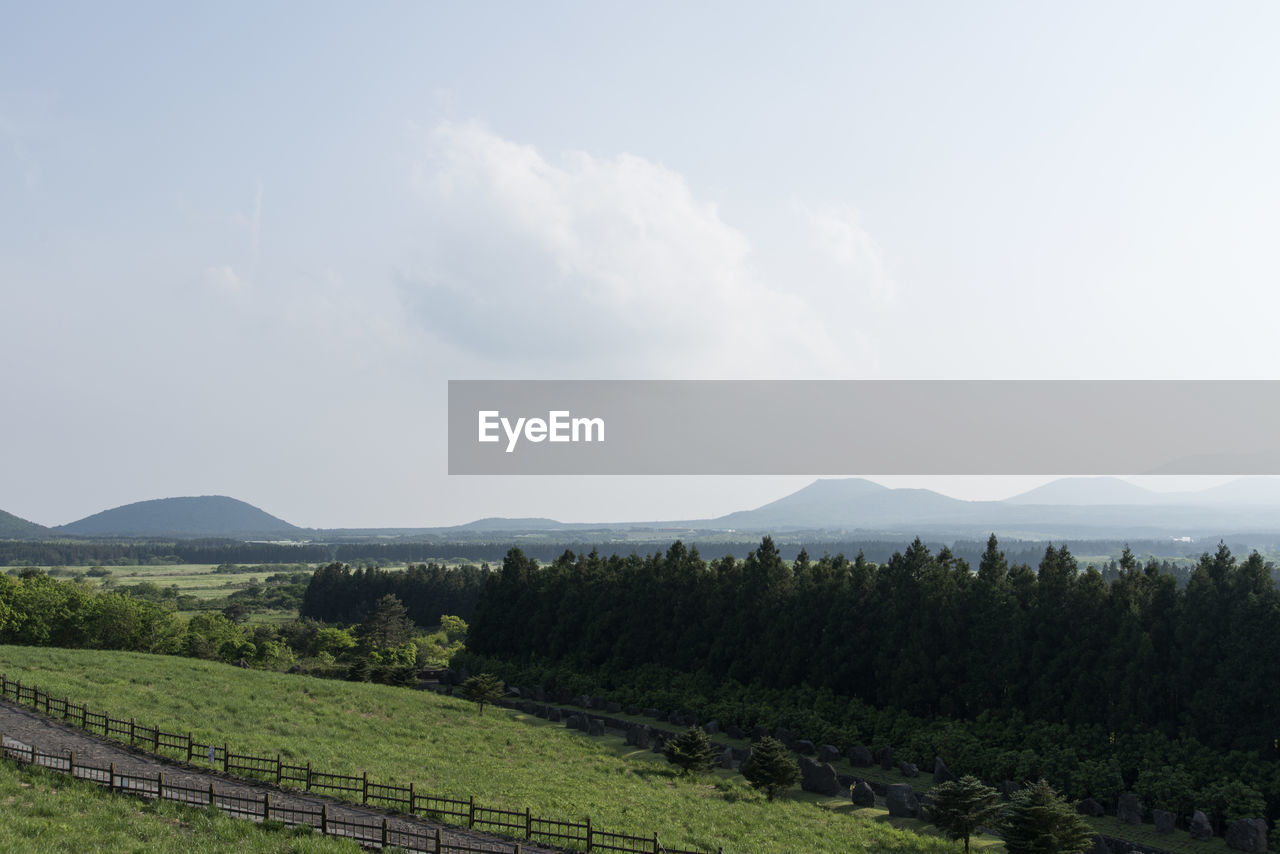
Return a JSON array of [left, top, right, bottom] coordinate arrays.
[[1225, 818, 1267, 853], [1190, 810, 1213, 841], [704, 719, 720, 735], [730, 747, 750, 762], [548, 708, 562, 723], [898, 761, 919, 778], [719, 747, 735, 769], [643, 708, 661, 719], [726, 725, 744, 740], [532, 685, 546, 702], [1117, 793, 1142, 825], [577, 695, 591, 709], [565, 714, 582, 729], [605, 701, 622, 714], [588, 719, 605, 736], [794, 739, 816, 756], [508, 686, 522, 698], [1077, 797, 1105, 817], [1088, 836, 1111, 854], [848, 744, 873, 767], [818, 744, 842, 764], [591, 696, 606, 710], [1154, 809, 1175, 834], [851, 780, 876, 807], [933, 756, 957, 784], [798, 756, 843, 796], [879, 747, 894, 770], [886, 783, 919, 818], [624, 705, 639, 716]]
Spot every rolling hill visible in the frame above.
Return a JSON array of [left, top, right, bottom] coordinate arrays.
[[0, 509, 49, 539], [56, 496, 301, 539]]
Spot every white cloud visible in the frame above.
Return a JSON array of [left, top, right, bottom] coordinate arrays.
[[203, 264, 243, 292], [403, 122, 893, 379]]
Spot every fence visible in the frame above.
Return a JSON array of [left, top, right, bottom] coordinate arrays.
[[0, 674, 719, 854]]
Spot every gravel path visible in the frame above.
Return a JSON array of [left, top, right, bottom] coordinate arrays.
[[0, 698, 563, 854]]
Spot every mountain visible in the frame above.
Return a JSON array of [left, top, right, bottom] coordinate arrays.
[[56, 496, 301, 539], [453, 517, 568, 532], [711, 478, 989, 530], [0, 509, 50, 538], [1005, 477, 1163, 505]]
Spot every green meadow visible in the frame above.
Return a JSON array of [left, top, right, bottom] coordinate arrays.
[[0, 646, 966, 854]]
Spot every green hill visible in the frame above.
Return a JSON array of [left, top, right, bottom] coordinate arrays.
[[0, 508, 50, 539], [0, 647, 961, 854], [56, 496, 301, 539]]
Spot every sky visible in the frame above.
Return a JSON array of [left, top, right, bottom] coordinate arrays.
[[2, 2, 1278, 528]]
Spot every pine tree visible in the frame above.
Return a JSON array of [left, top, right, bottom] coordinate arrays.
[[459, 672, 505, 715], [1002, 779, 1095, 854], [741, 736, 799, 801], [926, 775, 1004, 854], [664, 726, 716, 775]]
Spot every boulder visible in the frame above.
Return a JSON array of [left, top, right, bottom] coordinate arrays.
[[1190, 810, 1213, 841], [794, 739, 816, 756], [532, 685, 546, 702], [851, 780, 876, 807], [592, 696, 607, 710], [605, 701, 622, 714], [718, 747, 735, 769], [548, 708, 562, 723], [624, 705, 639, 716], [564, 714, 582, 730], [886, 783, 920, 818], [508, 686, 522, 698], [847, 744, 873, 767], [798, 756, 843, 796], [933, 756, 957, 784], [1117, 793, 1142, 825], [1225, 819, 1267, 853], [1154, 809, 1175, 834], [879, 747, 894, 770], [588, 719, 605, 737], [643, 708, 661, 720], [1076, 797, 1105, 817], [704, 719, 720, 735], [577, 695, 591, 709], [818, 744, 842, 764], [1088, 836, 1111, 854], [898, 761, 920, 778]]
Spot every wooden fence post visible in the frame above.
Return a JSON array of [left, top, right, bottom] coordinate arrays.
[[321, 803, 328, 835], [468, 794, 475, 828], [525, 807, 532, 840], [263, 792, 270, 820], [222, 743, 229, 773], [157, 771, 164, 800], [653, 832, 660, 854], [276, 753, 282, 785], [153, 727, 159, 751], [109, 762, 116, 792], [435, 827, 442, 852], [382, 817, 389, 847], [362, 770, 369, 804], [409, 780, 415, 812], [68, 751, 75, 777], [208, 781, 215, 807], [80, 704, 87, 729], [305, 761, 312, 792], [129, 718, 136, 745], [186, 733, 193, 763], [586, 816, 593, 851]]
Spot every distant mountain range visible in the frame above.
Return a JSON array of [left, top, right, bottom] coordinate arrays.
[[4, 477, 1280, 541]]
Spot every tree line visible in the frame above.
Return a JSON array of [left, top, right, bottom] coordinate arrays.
[[299, 562, 486, 626]]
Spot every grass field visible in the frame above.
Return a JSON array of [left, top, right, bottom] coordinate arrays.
[[0, 646, 965, 854], [0, 757, 358, 853]]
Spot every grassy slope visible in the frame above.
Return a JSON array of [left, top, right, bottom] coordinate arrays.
[[0, 758, 358, 853], [0, 646, 961, 854]]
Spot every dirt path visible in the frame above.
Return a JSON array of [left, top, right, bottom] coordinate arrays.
[[0, 698, 562, 853]]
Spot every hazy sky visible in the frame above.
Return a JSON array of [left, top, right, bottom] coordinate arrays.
[[3, 3, 1277, 527]]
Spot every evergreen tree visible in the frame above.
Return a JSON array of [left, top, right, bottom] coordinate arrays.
[[663, 726, 716, 775], [1002, 779, 1095, 854], [359, 593, 415, 649], [459, 672, 505, 715], [741, 736, 799, 801], [926, 775, 1004, 854]]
